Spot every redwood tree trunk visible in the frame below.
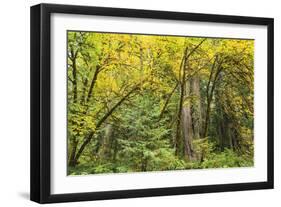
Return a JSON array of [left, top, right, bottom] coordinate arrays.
[[181, 78, 195, 160], [182, 107, 194, 160], [190, 76, 202, 139]]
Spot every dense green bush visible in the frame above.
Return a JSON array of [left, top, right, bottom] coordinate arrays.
[[200, 149, 253, 168]]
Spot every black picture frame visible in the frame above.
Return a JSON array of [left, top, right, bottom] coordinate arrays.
[[30, 3, 274, 204]]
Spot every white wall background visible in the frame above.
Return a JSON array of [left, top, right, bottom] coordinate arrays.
[[0, 0, 279, 206]]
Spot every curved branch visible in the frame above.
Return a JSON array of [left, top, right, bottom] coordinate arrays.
[[73, 82, 142, 164], [158, 82, 179, 121]]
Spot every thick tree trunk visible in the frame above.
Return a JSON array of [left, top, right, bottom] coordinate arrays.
[[190, 76, 202, 139], [182, 77, 195, 160], [182, 107, 194, 160]]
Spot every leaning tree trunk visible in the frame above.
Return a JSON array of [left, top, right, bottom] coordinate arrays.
[[68, 137, 79, 167]]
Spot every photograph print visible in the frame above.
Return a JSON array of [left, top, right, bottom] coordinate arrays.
[[67, 31, 254, 175]]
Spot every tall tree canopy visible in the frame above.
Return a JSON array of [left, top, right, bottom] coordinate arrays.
[[67, 32, 254, 175]]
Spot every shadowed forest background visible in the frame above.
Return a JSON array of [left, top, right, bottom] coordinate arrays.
[[67, 31, 254, 175]]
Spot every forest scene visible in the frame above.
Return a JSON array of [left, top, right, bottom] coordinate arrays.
[[67, 31, 254, 175]]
